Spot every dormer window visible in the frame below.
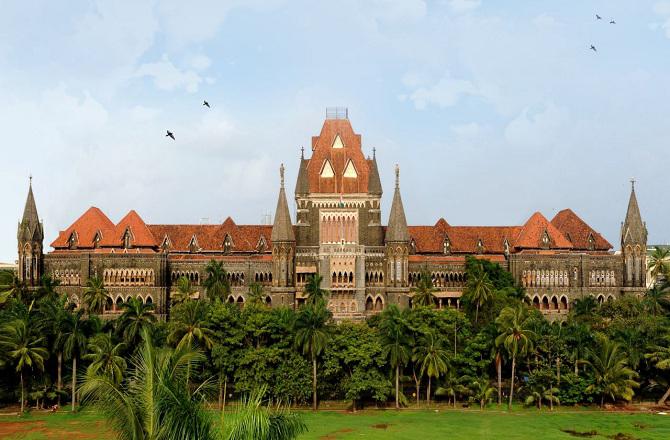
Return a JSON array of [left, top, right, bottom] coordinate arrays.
[[93, 231, 101, 249], [503, 239, 510, 257], [223, 235, 233, 254], [188, 235, 199, 253], [122, 228, 132, 249], [410, 239, 416, 254], [587, 233, 595, 251], [477, 239, 484, 254], [541, 230, 550, 247], [443, 236, 451, 255], [257, 236, 267, 253], [161, 235, 171, 252], [68, 232, 78, 250]]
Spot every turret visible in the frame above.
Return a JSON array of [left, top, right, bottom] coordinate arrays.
[[621, 180, 647, 288], [271, 164, 296, 291], [17, 177, 44, 286], [385, 165, 410, 293]]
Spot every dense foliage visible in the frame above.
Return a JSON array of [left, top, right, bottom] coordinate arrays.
[[1, 254, 670, 422]]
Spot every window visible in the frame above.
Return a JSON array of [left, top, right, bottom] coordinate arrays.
[[343, 160, 357, 178], [320, 160, 335, 178], [332, 134, 344, 149]]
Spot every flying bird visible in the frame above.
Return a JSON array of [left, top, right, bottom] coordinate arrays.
[[590, 45, 597, 52], [610, 19, 616, 24], [596, 14, 602, 20], [166, 130, 175, 140], [203, 100, 210, 108]]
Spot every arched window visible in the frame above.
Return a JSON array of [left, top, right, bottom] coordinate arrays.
[[365, 297, 373, 311]]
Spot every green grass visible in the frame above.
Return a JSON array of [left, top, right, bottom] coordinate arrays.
[[1, 407, 670, 439]]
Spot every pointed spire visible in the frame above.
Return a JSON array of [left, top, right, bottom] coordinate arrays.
[[385, 164, 409, 243], [295, 150, 309, 196], [272, 163, 295, 242], [622, 179, 646, 245], [368, 149, 382, 195], [18, 176, 43, 241]]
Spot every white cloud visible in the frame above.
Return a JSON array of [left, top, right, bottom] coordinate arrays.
[[653, 1, 670, 38], [191, 54, 212, 71], [504, 102, 569, 148], [369, 0, 427, 23], [406, 71, 479, 109], [450, 122, 481, 139], [448, 0, 481, 13], [129, 105, 161, 122], [135, 55, 202, 92], [532, 13, 559, 29]]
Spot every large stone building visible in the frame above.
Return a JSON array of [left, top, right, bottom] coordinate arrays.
[[17, 111, 649, 319]]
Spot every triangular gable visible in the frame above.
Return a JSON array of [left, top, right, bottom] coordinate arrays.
[[343, 159, 358, 178], [332, 134, 344, 149]]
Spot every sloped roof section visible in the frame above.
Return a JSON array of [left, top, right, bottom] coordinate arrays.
[[514, 212, 572, 250], [19, 182, 43, 241], [51, 207, 115, 249], [551, 209, 612, 250], [103, 210, 157, 248], [367, 156, 382, 195], [385, 169, 410, 242], [621, 184, 647, 246]]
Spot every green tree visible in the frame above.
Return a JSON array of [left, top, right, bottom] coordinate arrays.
[[116, 297, 156, 348], [646, 335, 670, 404], [168, 300, 214, 350], [224, 386, 307, 440], [80, 330, 215, 440], [37, 275, 61, 302], [584, 335, 639, 407], [294, 302, 331, 410], [470, 379, 495, 410], [37, 295, 70, 405], [0, 271, 27, 304], [82, 276, 109, 315], [648, 246, 670, 283], [411, 270, 437, 308], [171, 276, 196, 305], [379, 305, 412, 409], [247, 282, 266, 307], [413, 332, 449, 406], [60, 309, 88, 411], [642, 286, 670, 317], [303, 274, 328, 306], [0, 319, 49, 413], [204, 260, 231, 301], [83, 333, 126, 385], [495, 305, 535, 409], [524, 383, 559, 410], [464, 265, 494, 324]]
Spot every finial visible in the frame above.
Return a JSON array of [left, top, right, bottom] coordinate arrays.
[[280, 163, 285, 189], [395, 164, 400, 189], [29, 174, 32, 186], [630, 177, 636, 191], [300, 146, 304, 159], [373, 147, 376, 159]]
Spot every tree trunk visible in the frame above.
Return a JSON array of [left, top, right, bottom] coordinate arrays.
[[71, 356, 77, 412], [427, 376, 432, 407], [413, 371, 420, 407], [57, 352, 62, 406], [218, 377, 223, 411], [395, 364, 400, 409], [556, 357, 561, 385], [496, 353, 502, 405], [657, 385, 670, 405], [312, 355, 317, 411], [454, 326, 457, 356], [475, 304, 479, 324], [20, 371, 24, 414], [600, 393, 604, 408], [508, 355, 516, 410], [453, 391, 456, 408]]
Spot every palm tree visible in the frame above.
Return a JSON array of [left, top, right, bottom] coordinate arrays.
[[37, 275, 61, 301], [646, 336, 670, 404], [171, 275, 196, 305], [116, 297, 156, 348], [247, 282, 266, 307], [83, 333, 126, 385], [203, 260, 231, 301], [524, 384, 559, 410], [470, 379, 495, 410], [495, 305, 535, 410], [37, 295, 69, 405], [379, 305, 412, 409], [304, 274, 328, 306], [413, 332, 449, 406], [411, 270, 437, 308], [435, 370, 465, 408], [168, 300, 214, 351], [294, 302, 331, 410], [648, 246, 670, 284], [60, 309, 88, 411], [584, 335, 639, 407], [572, 296, 599, 321], [0, 319, 49, 413], [80, 330, 215, 440], [464, 266, 494, 324], [224, 386, 307, 440], [643, 286, 670, 317], [0, 271, 27, 304], [82, 276, 109, 315]]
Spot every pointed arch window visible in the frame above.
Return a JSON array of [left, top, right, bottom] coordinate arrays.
[[93, 231, 102, 249], [332, 134, 344, 149], [320, 160, 335, 178], [503, 238, 510, 256], [257, 236, 267, 253], [223, 234, 233, 254], [476, 239, 484, 254], [68, 232, 78, 250], [122, 228, 132, 249], [443, 236, 451, 255], [587, 233, 595, 251], [188, 235, 199, 253], [343, 160, 357, 178], [541, 230, 550, 247], [161, 235, 171, 252]]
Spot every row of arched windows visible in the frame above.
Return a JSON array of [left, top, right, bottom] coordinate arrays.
[[52, 269, 80, 286], [104, 269, 155, 286], [254, 272, 273, 285], [171, 270, 200, 285], [408, 271, 466, 287], [328, 300, 358, 314], [227, 272, 245, 286], [521, 269, 569, 288], [320, 214, 358, 244], [589, 270, 616, 287], [528, 295, 569, 311], [365, 296, 384, 311], [365, 271, 384, 285], [332, 271, 354, 287]]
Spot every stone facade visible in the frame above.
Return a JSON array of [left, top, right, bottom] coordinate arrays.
[[17, 111, 649, 319]]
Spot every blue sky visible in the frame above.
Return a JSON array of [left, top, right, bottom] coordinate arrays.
[[2, 0, 670, 262]]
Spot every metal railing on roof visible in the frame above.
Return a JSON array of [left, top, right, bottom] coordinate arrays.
[[326, 107, 348, 120]]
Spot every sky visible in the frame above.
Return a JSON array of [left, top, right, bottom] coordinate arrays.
[[2, 0, 670, 262]]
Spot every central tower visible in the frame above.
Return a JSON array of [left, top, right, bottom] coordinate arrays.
[[294, 109, 384, 316]]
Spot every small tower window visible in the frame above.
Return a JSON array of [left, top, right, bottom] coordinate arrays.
[[223, 235, 233, 254]]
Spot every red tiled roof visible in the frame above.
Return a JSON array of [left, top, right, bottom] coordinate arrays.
[[100, 210, 157, 248], [306, 119, 370, 193], [551, 209, 612, 251], [51, 207, 115, 249], [514, 212, 572, 250]]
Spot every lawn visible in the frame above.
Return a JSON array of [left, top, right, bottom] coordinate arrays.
[[1, 407, 669, 439]]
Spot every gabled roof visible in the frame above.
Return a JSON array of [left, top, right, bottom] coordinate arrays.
[[551, 209, 612, 250], [102, 210, 157, 248], [514, 212, 572, 250], [51, 207, 115, 248]]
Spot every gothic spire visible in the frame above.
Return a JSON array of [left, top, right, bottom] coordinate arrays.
[[18, 176, 43, 241], [272, 163, 295, 242], [294, 149, 309, 196], [385, 164, 409, 243], [368, 149, 382, 196], [621, 179, 646, 246]]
